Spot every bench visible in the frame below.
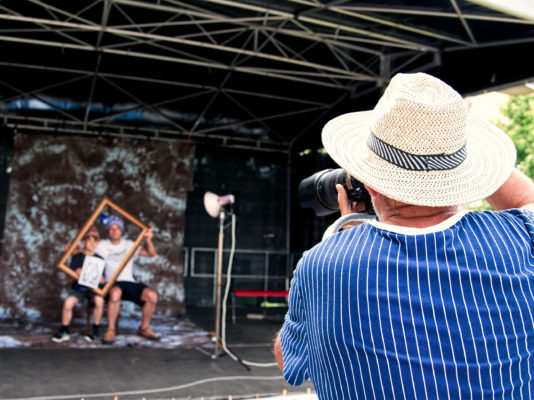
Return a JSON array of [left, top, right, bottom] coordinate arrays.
[[230, 289, 289, 324]]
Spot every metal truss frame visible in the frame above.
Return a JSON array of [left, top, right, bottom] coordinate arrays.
[[0, 0, 533, 149]]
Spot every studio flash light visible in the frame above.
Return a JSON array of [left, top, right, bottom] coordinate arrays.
[[203, 192, 235, 218]]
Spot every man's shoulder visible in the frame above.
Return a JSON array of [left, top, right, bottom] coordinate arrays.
[[301, 226, 369, 260], [496, 207, 534, 227], [97, 239, 111, 247], [115, 238, 135, 250], [97, 238, 135, 251], [480, 208, 534, 223]]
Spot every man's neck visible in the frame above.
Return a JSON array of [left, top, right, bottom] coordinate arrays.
[[109, 238, 121, 246], [378, 204, 460, 228], [83, 249, 95, 256]]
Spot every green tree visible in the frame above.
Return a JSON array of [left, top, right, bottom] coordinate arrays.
[[497, 94, 534, 178], [470, 94, 534, 211]]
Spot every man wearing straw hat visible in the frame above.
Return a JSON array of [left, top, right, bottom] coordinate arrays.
[[274, 72, 534, 399]]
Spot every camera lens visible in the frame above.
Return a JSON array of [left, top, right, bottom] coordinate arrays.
[[316, 169, 345, 212], [298, 168, 372, 216], [298, 169, 335, 216]]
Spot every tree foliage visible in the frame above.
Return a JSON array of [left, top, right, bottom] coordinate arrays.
[[497, 94, 534, 178], [470, 94, 534, 211]]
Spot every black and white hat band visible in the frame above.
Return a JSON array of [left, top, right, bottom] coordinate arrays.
[[367, 131, 467, 172]]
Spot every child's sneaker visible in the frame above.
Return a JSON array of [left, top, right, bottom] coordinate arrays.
[[83, 333, 96, 342], [84, 325, 100, 342], [51, 330, 70, 343]]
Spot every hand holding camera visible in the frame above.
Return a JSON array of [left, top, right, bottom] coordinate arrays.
[[335, 184, 367, 216]]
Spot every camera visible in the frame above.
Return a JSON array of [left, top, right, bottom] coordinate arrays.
[[298, 168, 373, 216]]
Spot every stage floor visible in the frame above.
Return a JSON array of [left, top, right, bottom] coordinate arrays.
[[0, 306, 316, 400]]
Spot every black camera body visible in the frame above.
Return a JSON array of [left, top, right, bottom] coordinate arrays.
[[298, 168, 373, 216]]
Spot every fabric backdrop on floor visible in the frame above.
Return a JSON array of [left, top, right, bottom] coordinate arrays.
[[0, 133, 194, 320], [0, 314, 209, 349]]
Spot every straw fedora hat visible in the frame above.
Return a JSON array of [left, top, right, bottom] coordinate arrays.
[[322, 72, 517, 207]]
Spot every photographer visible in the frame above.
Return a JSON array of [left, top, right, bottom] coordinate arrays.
[[274, 72, 534, 399]]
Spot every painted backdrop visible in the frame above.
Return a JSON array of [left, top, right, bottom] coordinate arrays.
[[0, 133, 194, 320]]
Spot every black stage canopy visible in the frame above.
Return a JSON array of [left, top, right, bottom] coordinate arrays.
[[0, 0, 533, 152]]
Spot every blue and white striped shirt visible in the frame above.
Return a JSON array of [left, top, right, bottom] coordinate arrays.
[[280, 209, 534, 399]]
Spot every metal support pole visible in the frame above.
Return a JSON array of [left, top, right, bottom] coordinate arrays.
[[213, 210, 225, 358]]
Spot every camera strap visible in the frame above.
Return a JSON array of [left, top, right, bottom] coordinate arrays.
[[322, 213, 376, 241]]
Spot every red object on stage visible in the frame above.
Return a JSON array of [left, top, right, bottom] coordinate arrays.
[[230, 289, 289, 325], [231, 289, 289, 297]]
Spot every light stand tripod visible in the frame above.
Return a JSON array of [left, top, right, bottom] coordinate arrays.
[[200, 192, 249, 367], [167, 192, 277, 369], [167, 199, 247, 367]]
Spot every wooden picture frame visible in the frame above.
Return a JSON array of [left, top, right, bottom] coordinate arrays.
[[56, 197, 148, 297]]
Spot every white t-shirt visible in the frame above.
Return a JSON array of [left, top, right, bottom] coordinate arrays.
[[96, 239, 140, 283]]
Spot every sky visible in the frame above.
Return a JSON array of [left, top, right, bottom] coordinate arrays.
[[466, 91, 510, 124]]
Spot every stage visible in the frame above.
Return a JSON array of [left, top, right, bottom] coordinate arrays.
[[0, 306, 316, 400]]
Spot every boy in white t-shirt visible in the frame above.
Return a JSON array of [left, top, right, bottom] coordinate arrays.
[[96, 216, 158, 344]]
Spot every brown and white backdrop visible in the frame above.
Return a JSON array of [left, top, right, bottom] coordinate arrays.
[[0, 132, 194, 321]]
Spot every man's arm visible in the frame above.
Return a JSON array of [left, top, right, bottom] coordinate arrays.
[[486, 169, 534, 210], [138, 227, 157, 257], [274, 331, 284, 371]]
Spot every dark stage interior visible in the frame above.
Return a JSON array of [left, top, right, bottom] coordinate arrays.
[[0, 305, 316, 400]]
